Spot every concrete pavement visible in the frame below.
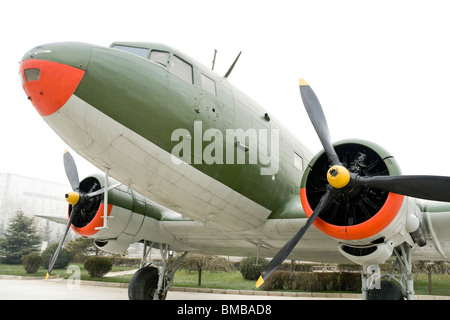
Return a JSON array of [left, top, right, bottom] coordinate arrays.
[[1, 276, 448, 300], [0, 276, 355, 300]]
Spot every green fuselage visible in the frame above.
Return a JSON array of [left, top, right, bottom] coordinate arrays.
[[75, 42, 312, 215], [21, 41, 314, 220]]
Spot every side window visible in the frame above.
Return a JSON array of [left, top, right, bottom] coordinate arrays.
[[150, 50, 169, 66], [170, 55, 193, 84], [112, 45, 150, 59], [201, 73, 216, 95], [294, 152, 303, 171]]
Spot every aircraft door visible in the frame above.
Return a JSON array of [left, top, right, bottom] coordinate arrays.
[[167, 54, 199, 133], [194, 72, 224, 132], [194, 94, 224, 131]]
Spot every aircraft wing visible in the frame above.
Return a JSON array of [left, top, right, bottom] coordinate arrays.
[[414, 200, 450, 260], [34, 214, 68, 225]]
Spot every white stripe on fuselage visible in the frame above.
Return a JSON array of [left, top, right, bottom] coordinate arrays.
[[45, 95, 271, 231]]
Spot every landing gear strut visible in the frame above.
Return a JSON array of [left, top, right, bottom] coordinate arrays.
[[362, 243, 415, 300], [128, 241, 187, 300]]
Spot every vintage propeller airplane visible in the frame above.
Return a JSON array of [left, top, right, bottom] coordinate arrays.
[[19, 42, 450, 300]]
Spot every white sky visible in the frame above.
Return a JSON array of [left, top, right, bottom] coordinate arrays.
[[2, 0, 450, 187]]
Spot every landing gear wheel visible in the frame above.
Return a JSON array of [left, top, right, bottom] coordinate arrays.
[[368, 280, 404, 300], [128, 266, 167, 300]]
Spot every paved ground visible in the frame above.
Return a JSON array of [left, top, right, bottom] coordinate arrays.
[[0, 278, 128, 300], [0, 277, 353, 300], [1, 276, 447, 300]]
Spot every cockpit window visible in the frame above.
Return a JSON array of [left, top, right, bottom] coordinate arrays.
[[170, 55, 193, 84], [24, 68, 40, 81], [112, 45, 150, 59], [150, 50, 170, 66]]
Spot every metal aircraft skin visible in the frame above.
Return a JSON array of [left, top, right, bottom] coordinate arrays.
[[19, 42, 450, 299]]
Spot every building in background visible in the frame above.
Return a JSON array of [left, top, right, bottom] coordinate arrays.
[[0, 172, 147, 257], [0, 172, 70, 245]]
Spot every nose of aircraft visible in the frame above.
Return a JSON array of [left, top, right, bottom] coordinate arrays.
[[19, 42, 91, 116]]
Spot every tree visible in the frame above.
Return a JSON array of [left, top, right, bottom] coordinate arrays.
[[0, 210, 42, 264], [413, 261, 450, 294], [66, 237, 98, 262], [40, 220, 53, 243], [41, 243, 71, 269], [181, 253, 233, 286]]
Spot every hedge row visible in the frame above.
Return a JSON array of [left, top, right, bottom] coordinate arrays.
[[260, 271, 361, 292], [22, 252, 112, 278]]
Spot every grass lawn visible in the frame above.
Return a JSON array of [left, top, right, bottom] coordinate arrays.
[[172, 270, 257, 291], [0, 264, 257, 289], [1, 263, 449, 296], [0, 263, 134, 283], [414, 273, 450, 296]]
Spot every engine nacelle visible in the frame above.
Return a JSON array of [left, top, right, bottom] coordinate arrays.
[[94, 239, 131, 254], [300, 139, 425, 265], [67, 173, 163, 253]]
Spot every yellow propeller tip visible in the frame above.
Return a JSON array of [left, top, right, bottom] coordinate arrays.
[[45, 273, 50, 280], [64, 149, 68, 153], [255, 276, 264, 288], [299, 78, 308, 86]]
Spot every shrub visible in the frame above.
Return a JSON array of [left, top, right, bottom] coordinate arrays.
[[260, 270, 361, 292], [22, 253, 43, 274], [84, 257, 112, 277], [41, 243, 71, 269], [240, 257, 269, 281]]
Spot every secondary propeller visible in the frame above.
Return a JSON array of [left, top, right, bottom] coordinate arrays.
[[255, 78, 450, 288], [45, 151, 117, 280]]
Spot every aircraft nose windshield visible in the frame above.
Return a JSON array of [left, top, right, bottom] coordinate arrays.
[[20, 60, 85, 116], [19, 43, 90, 116], [23, 68, 40, 82]]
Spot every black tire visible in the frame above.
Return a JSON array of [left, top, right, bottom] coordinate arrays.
[[128, 266, 166, 300], [368, 280, 404, 300]]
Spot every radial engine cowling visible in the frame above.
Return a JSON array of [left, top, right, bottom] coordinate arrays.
[[67, 174, 156, 253], [68, 175, 105, 236], [300, 140, 406, 246]]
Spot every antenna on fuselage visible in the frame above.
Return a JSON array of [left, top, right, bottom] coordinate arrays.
[[212, 49, 217, 70], [224, 51, 242, 78]]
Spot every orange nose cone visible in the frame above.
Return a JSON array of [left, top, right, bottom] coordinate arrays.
[[19, 59, 85, 116]]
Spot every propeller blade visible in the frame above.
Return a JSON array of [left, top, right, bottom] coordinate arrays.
[[63, 150, 79, 191], [86, 182, 122, 198], [47, 150, 84, 279], [299, 79, 341, 166], [256, 186, 336, 288], [355, 174, 450, 202], [45, 206, 77, 280]]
